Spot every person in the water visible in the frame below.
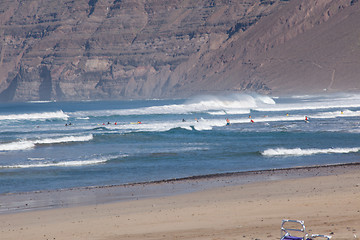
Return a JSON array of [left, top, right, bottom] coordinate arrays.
[[226, 118, 230, 126]]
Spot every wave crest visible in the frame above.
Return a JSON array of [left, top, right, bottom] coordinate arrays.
[[0, 134, 93, 151], [262, 147, 360, 156], [71, 93, 276, 117], [0, 110, 69, 121]]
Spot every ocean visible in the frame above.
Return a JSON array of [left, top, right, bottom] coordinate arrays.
[[1, 93, 360, 194]]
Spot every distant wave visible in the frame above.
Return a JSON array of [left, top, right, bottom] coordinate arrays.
[[0, 134, 93, 151], [311, 109, 360, 119], [255, 103, 360, 112], [68, 93, 360, 120], [0, 110, 68, 121], [27, 100, 54, 103], [261, 147, 360, 157], [255, 94, 360, 112], [70, 93, 275, 118]]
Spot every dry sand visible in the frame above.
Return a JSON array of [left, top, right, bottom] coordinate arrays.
[[1, 165, 360, 240]]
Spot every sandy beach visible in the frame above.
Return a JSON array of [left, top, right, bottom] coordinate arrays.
[[1, 164, 360, 240]]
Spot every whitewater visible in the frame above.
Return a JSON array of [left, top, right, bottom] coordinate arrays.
[[0, 93, 360, 193]]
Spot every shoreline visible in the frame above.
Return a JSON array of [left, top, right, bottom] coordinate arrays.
[[1, 162, 359, 214], [0, 161, 359, 239]]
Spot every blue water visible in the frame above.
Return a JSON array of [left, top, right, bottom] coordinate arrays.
[[1, 93, 360, 193]]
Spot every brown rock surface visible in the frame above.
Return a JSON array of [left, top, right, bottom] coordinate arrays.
[[0, 0, 359, 101]]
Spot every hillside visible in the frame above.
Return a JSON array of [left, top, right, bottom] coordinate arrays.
[[0, 0, 359, 101]]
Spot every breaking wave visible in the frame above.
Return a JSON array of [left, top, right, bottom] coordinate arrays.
[[255, 94, 360, 112], [0, 110, 69, 121], [0, 134, 93, 151], [261, 147, 360, 157], [70, 93, 275, 118], [34, 135, 93, 145], [0, 141, 35, 151]]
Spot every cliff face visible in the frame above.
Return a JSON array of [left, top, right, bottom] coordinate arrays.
[[0, 0, 359, 101]]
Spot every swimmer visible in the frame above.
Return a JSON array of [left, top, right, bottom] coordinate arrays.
[[226, 118, 230, 126]]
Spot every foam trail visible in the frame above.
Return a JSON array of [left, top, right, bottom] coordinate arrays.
[[0, 110, 69, 121], [311, 109, 360, 119], [34, 134, 93, 144], [262, 147, 360, 156], [1, 154, 127, 169], [208, 109, 250, 115], [228, 109, 360, 124], [1, 158, 108, 169]]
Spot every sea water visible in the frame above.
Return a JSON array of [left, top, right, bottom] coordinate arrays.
[[0, 93, 360, 194]]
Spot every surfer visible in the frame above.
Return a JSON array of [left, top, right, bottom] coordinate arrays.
[[182, 119, 186, 122], [305, 116, 309, 122], [226, 118, 230, 126], [137, 121, 142, 124]]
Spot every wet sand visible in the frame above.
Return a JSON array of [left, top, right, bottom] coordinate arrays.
[[1, 163, 360, 240]]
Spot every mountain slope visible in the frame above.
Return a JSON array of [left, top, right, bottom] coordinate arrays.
[[0, 0, 359, 101]]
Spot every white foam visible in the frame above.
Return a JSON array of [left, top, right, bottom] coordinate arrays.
[[0, 134, 93, 151], [2, 158, 108, 169], [28, 157, 45, 161], [0, 110, 69, 121], [208, 109, 250, 115], [262, 147, 360, 156], [0, 141, 35, 151], [255, 94, 360, 112], [27, 100, 53, 103], [70, 93, 275, 118], [311, 109, 360, 119], [34, 134, 93, 145]]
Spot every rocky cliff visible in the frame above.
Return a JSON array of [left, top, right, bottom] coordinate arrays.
[[0, 0, 359, 101]]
